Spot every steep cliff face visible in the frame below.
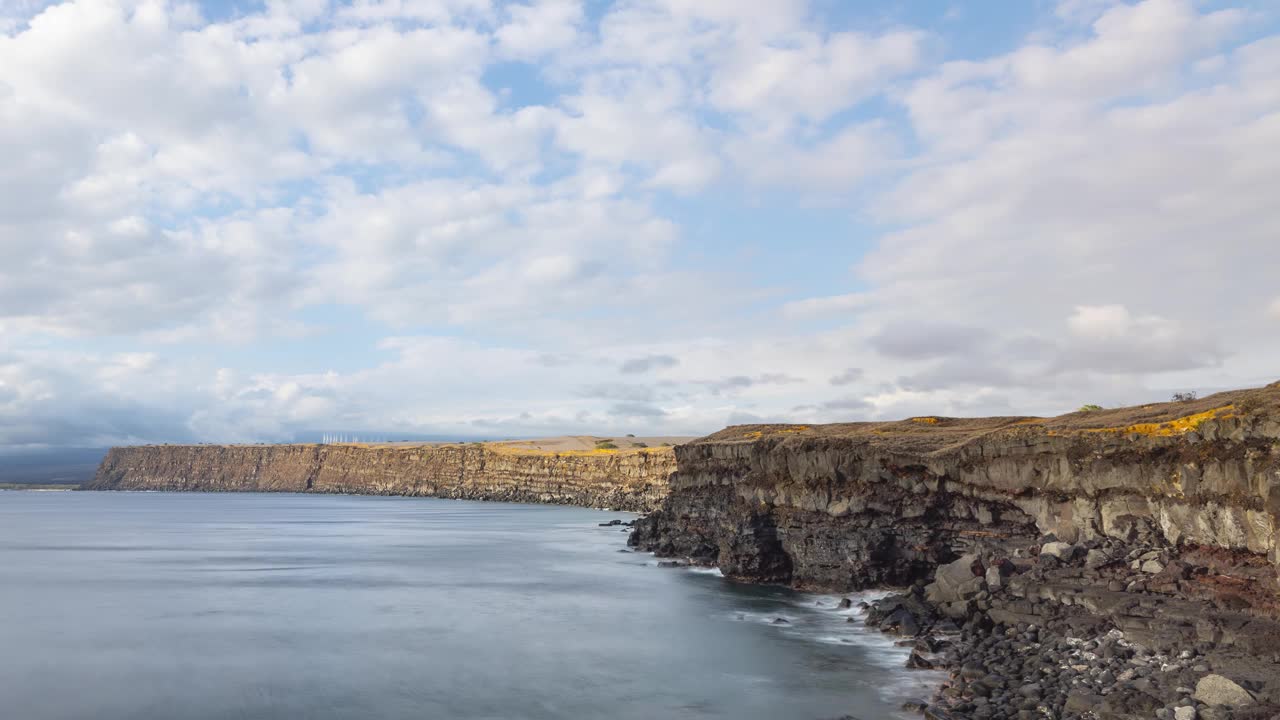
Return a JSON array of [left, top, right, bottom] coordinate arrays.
[[88, 443, 676, 512], [631, 383, 1280, 591]]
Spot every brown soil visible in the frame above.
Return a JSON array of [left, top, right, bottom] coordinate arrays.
[[700, 381, 1280, 454]]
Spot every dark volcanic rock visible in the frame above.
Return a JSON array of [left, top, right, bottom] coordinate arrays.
[[630, 383, 1280, 720]]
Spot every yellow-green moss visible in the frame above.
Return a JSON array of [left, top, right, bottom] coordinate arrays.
[[1084, 406, 1234, 437]]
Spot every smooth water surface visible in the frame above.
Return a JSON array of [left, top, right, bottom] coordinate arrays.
[[0, 492, 938, 719]]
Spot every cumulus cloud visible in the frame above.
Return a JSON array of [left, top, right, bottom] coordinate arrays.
[[3, 0, 1279, 448], [1060, 304, 1220, 374]]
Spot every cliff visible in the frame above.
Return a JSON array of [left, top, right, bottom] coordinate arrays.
[[630, 382, 1280, 717], [88, 442, 678, 512], [631, 382, 1280, 590]]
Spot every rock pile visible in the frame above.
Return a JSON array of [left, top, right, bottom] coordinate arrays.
[[859, 535, 1280, 719]]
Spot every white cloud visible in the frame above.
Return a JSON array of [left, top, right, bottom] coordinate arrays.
[[726, 122, 895, 191], [708, 28, 922, 128], [1067, 304, 1141, 340], [3, 0, 1280, 448], [780, 293, 872, 318], [496, 0, 582, 59]]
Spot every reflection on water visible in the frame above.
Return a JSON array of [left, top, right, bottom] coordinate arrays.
[[0, 492, 939, 719]]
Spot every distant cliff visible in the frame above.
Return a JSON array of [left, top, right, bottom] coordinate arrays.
[[88, 443, 677, 512], [631, 382, 1280, 590]]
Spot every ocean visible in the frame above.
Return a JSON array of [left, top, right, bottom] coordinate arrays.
[[0, 491, 939, 719]]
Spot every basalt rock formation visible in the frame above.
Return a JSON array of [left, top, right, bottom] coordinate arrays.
[[88, 443, 676, 512], [631, 383, 1280, 589], [631, 383, 1280, 719]]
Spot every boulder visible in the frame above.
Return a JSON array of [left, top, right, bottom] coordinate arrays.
[[1065, 691, 1103, 713], [985, 565, 1004, 591], [906, 649, 935, 669], [926, 554, 985, 604], [1194, 674, 1255, 708], [1085, 548, 1114, 569], [1040, 541, 1075, 561], [1173, 706, 1197, 720]]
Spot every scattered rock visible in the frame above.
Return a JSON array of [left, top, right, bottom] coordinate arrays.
[[926, 554, 986, 604], [1194, 674, 1255, 708], [1085, 548, 1113, 569], [1039, 542, 1075, 561], [900, 698, 929, 714]]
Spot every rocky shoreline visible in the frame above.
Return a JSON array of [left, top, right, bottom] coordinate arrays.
[[852, 531, 1280, 720], [636, 524, 1280, 719], [629, 382, 1280, 719]]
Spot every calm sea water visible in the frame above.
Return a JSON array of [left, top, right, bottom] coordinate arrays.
[[0, 492, 938, 720]]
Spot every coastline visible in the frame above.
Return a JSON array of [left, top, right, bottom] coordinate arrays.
[[629, 382, 1280, 719], [634, 525, 1280, 719], [86, 441, 680, 513], [76, 381, 1280, 717]]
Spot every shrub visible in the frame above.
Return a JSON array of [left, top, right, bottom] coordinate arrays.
[[1171, 391, 1198, 402], [1079, 404, 1104, 412], [626, 433, 636, 437], [595, 441, 618, 450]]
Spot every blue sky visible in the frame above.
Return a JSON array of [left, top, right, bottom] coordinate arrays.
[[1, 0, 1278, 449]]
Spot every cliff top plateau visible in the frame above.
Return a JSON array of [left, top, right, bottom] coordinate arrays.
[[132, 434, 697, 456], [700, 381, 1280, 455]]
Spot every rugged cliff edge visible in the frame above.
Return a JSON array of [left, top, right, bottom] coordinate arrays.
[[88, 442, 677, 512], [631, 383, 1280, 719]]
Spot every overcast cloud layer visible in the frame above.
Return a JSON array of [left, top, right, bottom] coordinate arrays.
[[2, 0, 1278, 449]]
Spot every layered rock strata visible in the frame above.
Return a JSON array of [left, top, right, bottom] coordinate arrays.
[[88, 443, 676, 512], [631, 383, 1280, 719]]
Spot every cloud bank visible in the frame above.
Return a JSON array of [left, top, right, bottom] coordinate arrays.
[[1, 0, 1277, 448]]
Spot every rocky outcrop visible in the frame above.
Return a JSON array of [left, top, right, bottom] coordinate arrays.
[[88, 443, 676, 512], [631, 383, 1280, 719], [631, 383, 1280, 589]]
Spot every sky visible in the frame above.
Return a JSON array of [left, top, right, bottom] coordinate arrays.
[[1, 0, 1278, 450]]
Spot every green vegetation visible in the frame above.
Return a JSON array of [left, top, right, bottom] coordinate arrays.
[[1078, 404, 1104, 412], [595, 440, 619, 450]]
